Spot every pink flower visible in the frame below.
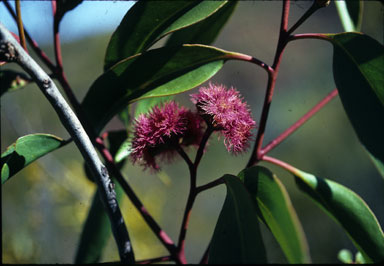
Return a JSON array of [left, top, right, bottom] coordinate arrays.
[[191, 83, 256, 154], [130, 101, 204, 171]]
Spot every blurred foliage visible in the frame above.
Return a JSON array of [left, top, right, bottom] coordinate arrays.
[[1, 1, 383, 264]]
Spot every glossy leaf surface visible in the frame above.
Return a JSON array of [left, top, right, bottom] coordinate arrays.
[[1, 134, 65, 184], [329, 33, 384, 177], [293, 169, 384, 263], [209, 174, 267, 264], [104, 1, 229, 70], [166, 1, 237, 46], [82, 45, 236, 133], [238, 166, 310, 263]]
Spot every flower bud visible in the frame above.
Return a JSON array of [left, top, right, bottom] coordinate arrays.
[[315, 0, 331, 8]]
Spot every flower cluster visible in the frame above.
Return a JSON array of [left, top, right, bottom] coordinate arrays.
[[130, 101, 203, 170], [130, 83, 256, 170], [191, 83, 256, 154]]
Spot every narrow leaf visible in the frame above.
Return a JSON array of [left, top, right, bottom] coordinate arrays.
[[166, 1, 237, 47], [104, 1, 229, 70], [329, 32, 384, 178], [335, 0, 364, 32], [0, 70, 30, 96], [113, 1, 236, 119], [209, 174, 267, 264], [1, 134, 65, 184], [82, 45, 239, 133], [238, 166, 311, 263], [293, 168, 384, 263]]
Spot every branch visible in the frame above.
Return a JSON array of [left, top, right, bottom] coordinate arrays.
[[0, 23, 134, 263], [5, 2, 177, 258], [95, 137, 181, 263], [261, 88, 338, 156], [247, 0, 291, 167], [15, 0, 27, 51], [286, 1, 326, 36]]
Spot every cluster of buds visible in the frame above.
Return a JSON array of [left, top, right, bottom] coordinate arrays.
[[130, 83, 256, 171]]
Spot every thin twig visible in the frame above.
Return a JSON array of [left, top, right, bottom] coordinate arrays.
[[51, 0, 86, 121], [0, 23, 134, 263], [95, 137, 181, 264], [136, 255, 172, 264], [15, 0, 27, 51], [261, 88, 338, 156], [286, 2, 320, 36], [194, 126, 214, 167], [247, 0, 291, 168], [227, 52, 273, 75], [288, 33, 332, 43], [175, 126, 215, 263], [261, 155, 301, 176], [196, 177, 224, 194]]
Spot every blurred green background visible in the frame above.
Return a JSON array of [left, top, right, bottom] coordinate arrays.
[[1, 1, 383, 264]]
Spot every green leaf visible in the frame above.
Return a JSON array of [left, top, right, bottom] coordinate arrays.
[[75, 130, 127, 263], [82, 45, 238, 133], [238, 166, 311, 263], [1, 134, 65, 184], [55, 0, 83, 24], [114, 138, 132, 164], [0, 70, 30, 96], [329, 32, 384, 178], [75, 184, 124, 263], [166, 1, 237, 47], [293, 169, 384, 263], [133, 1, 237, 118], [134, 96, 173, 118], [368, 151, 384, 178], [104, 1, 229, 70], [335, 0, 364, 32], [209, 174, 267, 264]]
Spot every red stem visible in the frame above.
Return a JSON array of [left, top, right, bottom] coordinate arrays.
[[51, 1, 83, 116], [288, 33, 332, 42], [261, 88, 338, 156], [136, 255, 172, 264], [261, 155, 301, 176], [175, 127, 215, 263], [95, 137, 182, 264], [228, 52, 273, 75], [247, 0, 291, 168]]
